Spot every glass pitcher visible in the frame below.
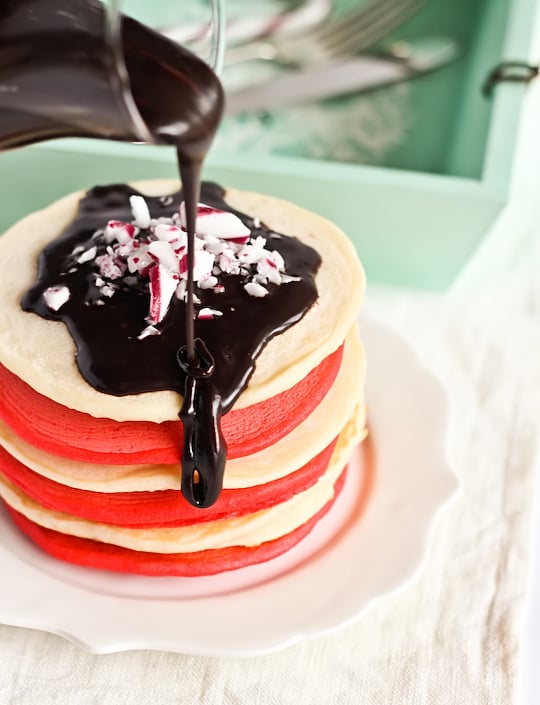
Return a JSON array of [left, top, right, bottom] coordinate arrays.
[[0, 0, 225, 150]]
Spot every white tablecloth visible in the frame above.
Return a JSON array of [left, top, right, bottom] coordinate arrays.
[[2, 49, 540, 705]]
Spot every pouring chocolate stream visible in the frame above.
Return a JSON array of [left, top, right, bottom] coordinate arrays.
[[1, 0, 321, 507]]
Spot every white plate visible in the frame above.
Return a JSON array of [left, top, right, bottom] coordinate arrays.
[[0, 318, 458, 656]]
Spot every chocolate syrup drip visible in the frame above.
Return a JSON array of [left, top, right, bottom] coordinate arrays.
[[177, 339, 226, 508], [22, 182, 321, 506]]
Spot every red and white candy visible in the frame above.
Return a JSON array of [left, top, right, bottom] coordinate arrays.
[[179, 202, 250, 242], [149, 264, 178, 324], [67, 196, 295, 333], [43, 285, 70, 311]]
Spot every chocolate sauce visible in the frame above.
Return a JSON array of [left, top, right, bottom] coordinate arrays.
[[177, 338, 226, 508], [22, 183, 321, 505]]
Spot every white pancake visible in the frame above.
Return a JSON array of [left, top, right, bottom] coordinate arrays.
[[0, 181, 365, 422]]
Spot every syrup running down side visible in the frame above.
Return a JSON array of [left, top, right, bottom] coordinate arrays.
[[22, 183, 321, 507]]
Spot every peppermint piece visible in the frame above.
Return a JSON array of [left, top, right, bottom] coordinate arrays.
[[180, 202, 251, 240], [130, 195, 151, 229], [154, 223, 185, 246], [244, 281, 269, 298], [148, 264, 177, 323], [137, 324, 160, 340], [77, 246, 97, 264], [104, 220, 137, 245], [198, 307, 224, 320], [148, 240, 180, 273], [43, 285, 70, 311], [95, 253, 125, 280]]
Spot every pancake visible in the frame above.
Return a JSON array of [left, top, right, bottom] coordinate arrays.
[[0, 182, 367, 575], [0, 181, 364, 421]]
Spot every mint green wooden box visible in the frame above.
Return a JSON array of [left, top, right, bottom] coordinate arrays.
[[0, 0, 537, 288]]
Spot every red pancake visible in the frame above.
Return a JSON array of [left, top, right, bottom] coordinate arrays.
[[0, 345, 343, 465], [0, 437, 337, 527], [3, 468, 347, 576]]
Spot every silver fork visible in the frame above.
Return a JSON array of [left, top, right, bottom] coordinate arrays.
[[224, 0, 426, 67]]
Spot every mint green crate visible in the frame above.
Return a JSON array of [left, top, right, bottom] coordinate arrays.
[[0, 0, 537, 289]]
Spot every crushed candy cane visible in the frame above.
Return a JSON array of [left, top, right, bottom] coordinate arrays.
[[244, 281, 268, 298], [198, 307, 224, 320], [64, 195, 299, 336], [129, 195, 151, 229], [43, 285, 70, 311], [137, 324, 160, 340]]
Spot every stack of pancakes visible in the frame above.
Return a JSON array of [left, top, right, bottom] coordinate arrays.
[[0, 182, 366, 576]]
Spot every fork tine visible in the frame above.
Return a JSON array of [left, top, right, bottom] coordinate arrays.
[[223, 0, 426, 67], [310, 0, 418, 42], [324, 0, 425, 56], [287, 0, 397, 53], [291, 0, 424, 56]]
